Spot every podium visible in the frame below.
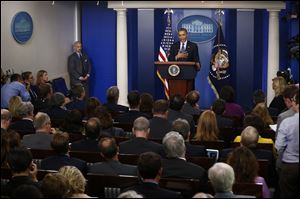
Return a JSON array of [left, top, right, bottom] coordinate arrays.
[[155, 61, 198, 98]]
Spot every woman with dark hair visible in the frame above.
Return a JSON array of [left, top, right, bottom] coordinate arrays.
[[139, 93, 154, 118], [94, 106, 126, 137], [85, 97, 101, 120], [219, 85, 244, 119], [227, 146, 270, 198], [1, 130, 21, 167]]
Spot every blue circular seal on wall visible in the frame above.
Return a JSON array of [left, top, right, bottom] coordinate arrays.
[[177, 15, 217, 43], [11, 11, 33, 44]]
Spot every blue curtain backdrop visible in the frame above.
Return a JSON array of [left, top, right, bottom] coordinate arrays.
[[81, 1, 298, 108]]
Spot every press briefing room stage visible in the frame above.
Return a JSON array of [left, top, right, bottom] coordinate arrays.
[[1, 1, 299, 198]]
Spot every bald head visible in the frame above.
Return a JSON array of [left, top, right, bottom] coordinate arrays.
[[240, 126, 259, 148], [1, 109, 11, 130], [98, 137, 118, 160]]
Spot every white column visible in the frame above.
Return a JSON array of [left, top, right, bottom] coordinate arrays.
[[74, 1, 81, 41], [267, 10, 280, 106], [115, 9, 128, 106]]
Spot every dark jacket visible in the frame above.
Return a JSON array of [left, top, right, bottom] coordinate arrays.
[[1, 176, 40, 197], [88, 160, 137, 176], [21, 132, 53, 150], [115, 110, 150, 124], [181, 103, 202, 116], [119, 137, 164, 156], [216, 115, 234, 129], [168, 41, 200, 63], [40, 154, 88, 174], [103, 102, 129, 113], [167, 109, 195, 136], [8, 119, 35, 137], [149, 117, 172, 140], [123, 182, 182, 198], [68, 52, 91, 86], [65, 99, 87, 113], [185, 142, 207, 158], [71, 138, 100, 152]]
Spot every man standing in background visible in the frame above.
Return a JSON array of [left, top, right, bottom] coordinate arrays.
[[68, 41, 91, 98]]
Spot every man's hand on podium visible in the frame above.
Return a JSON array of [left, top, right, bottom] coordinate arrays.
[[196, 62, 201, 71]]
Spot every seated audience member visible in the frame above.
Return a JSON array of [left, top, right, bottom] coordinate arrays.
[[60, 109, 84, 134], [22, 71, 38, 105], [181, 90, 202, 116], [35, 70, 51, 89], [89, 137, 137, 176], [221, 126, 273, 162], [1, 130, 21, 167], [118, 190, 143, 198], [1, 73, 31, 108], [227, 146, 270, 198], [1, 109, 12, 131], [2, 147, 39, 197], [59, 166, 92, 198], [71, 117, 100, 152], [40, 132, 87, 174], [139, 93, 154, 118], [269, 76, 287, 115], [8, 102, 35, 137], [115, 91, 149, 124], [219, 85, 244, 119], [172, 118, 207, 157], [275, 92, 299, 198], [252, 102, 274, 127], [85, 97, 101, 119], [162, 131, 207, 184], [233, 114, 274, 147], [122, 152, 181, 198], [193, 110, 219, 142], [168, 94, 195, 136], [42, 92, 69, 125], [8, 96, 22, 121], [149, 99, 172, 140], [94, 106, 126, 137], [119, 117, 164, 156], [22, 112, 53, 150], [33, 83, 52, 114], [253, 89, 267, 107], [40, 173, 69, 198], [66, 84, 87, 113], [11, 184, 44, 198], [208, 162, 255, 198], [276, 85, 299, 132], [212, 99, 234, 128], [103, 86, 129, 113]]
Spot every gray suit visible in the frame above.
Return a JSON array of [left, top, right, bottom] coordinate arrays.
[[21, 132, 53, 150], [68, 52, 91, 97]]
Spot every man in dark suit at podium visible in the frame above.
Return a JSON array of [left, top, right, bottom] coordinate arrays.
[[168, 28, 201, 70], [68, 41, 91, 98]]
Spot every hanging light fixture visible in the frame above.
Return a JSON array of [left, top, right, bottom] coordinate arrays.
[[52, 1, 55, 6]]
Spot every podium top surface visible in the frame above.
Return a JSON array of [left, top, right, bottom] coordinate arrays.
[[154, 61, 196, 65]]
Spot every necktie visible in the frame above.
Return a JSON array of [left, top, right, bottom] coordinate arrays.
[[181, 43, 185, 51]]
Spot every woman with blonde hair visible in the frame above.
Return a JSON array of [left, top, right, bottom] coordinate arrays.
[[269, 76, 287, 114], [252, 102, 274, 126], [58, 166, 92, 198], [8, 96, 22, 120], [194, 110, 219, 142]]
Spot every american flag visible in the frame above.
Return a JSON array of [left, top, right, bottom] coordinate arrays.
[[157, 9, 174, 99]]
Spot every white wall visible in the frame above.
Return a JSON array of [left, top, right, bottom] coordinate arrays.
[[1, 1, 79, 88]]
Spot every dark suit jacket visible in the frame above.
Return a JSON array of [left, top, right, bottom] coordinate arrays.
[[1, 176, 40, 197], [88, 160, 137, 176], [168, 41, 200, 63], [216, 115, 234, 129], [103, 102, 129, 113], [101, 127, 126, 137], [181, 103, 202, 116], [123, 182, 182, 198], [71, 138, 100, 152], [119, 137, 164, 156], [115, 110, 150, 124], [40, 154, 88, 174], [185, 142, 207, 158], [167, 109, 195, 136], [68, 52, 91, 86], [162, 158, 207, 184], [149, 117, 172, 140], [42, 106, 69, 122], [65, 99, 87, 113], [21, 132, 53, 150], [8, 119, 35, 137], [33, 97, 50, 114]]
